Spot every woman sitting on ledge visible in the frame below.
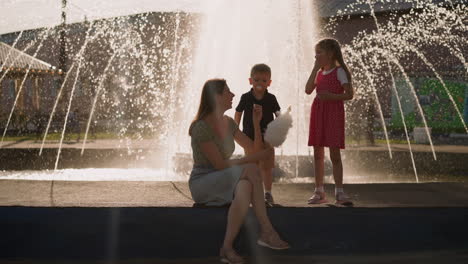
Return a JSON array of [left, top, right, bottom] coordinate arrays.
[[188, 79, 289, 263]]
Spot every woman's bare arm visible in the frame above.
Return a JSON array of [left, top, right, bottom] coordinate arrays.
[[198, 133, 273, 171], [234, 111, 242, 125], [199, 104, 271, 170], [234, 128, 254, 153], [198, 141, 231, 170]]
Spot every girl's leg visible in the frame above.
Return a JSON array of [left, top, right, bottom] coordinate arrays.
[[221, 179, 252, 262], [308, 147, 327, 204], [329, 147, 343, 188], [313, 146, 325, 187], [329, 147, 352, 205]]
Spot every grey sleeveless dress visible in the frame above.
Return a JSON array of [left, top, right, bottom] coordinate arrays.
[[189, 117, 246, 206]]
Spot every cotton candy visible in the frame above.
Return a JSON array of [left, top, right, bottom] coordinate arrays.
[[264, 106, 293, 147]]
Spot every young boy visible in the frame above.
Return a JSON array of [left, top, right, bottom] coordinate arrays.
[[235, 63, 281, 206]]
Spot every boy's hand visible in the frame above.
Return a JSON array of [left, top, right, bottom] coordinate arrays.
[[264, 142, 274, 153], [253, 104, 263, 124]]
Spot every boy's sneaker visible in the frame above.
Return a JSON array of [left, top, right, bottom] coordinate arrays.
[[307, 191, 328, 204], [265, 192, 274, 206], [335, 192, 353, 206]]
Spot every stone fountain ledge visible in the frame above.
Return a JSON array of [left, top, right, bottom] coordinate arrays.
[[0, 139, 467, 174], [1, 181, 468, 261]]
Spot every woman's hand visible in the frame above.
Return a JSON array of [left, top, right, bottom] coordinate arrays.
[[253, 104, 263, 124]]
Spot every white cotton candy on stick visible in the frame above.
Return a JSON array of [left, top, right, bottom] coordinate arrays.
[[264, 106, 293, 147]]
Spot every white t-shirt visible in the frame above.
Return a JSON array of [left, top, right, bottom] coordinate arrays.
[[317, 67, 349, 85]]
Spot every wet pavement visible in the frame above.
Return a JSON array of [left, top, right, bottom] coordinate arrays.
[[1, 181, 468, 207]]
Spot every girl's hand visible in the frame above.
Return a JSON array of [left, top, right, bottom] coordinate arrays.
[[313, 59, 321, 70], [317, 91, 333, 100], [253, 104, 263, 124], [305, 61, 321, 95]]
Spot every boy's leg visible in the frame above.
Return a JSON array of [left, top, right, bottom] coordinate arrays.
[[245, 142, 276, 204], [261, 167, 273, 193], [260, 142, 274, 192], [262, 171, 274, 205]]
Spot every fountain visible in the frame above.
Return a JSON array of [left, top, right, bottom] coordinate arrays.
[[330, 0, 467, 181], [1, 3, 468, 262], [0, 0, 466, 183]]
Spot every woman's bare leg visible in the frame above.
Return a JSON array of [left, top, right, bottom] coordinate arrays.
[[222, 179, 252, 248], [220, 179, 252, 261], [244, 165, 288, 248]]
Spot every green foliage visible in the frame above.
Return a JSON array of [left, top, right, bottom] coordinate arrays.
[[390, 79, 467, 133]]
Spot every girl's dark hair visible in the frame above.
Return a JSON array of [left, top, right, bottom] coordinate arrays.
[[317, 38, 352, 83], [189, 79, 227, 136]]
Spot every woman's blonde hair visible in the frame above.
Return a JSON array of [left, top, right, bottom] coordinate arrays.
[[188, 79, 227, 136]]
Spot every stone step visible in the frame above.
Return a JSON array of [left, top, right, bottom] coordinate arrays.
[[1, 206, 467, 260]]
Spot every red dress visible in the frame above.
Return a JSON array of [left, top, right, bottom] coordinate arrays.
[[308, 67, 345, 149]]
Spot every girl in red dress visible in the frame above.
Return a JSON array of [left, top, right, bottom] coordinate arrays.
[[305, 38, 354, 205]]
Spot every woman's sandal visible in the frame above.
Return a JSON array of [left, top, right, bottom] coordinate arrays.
[[257, 233, 290, 250], [219, 248, 244, 264]]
